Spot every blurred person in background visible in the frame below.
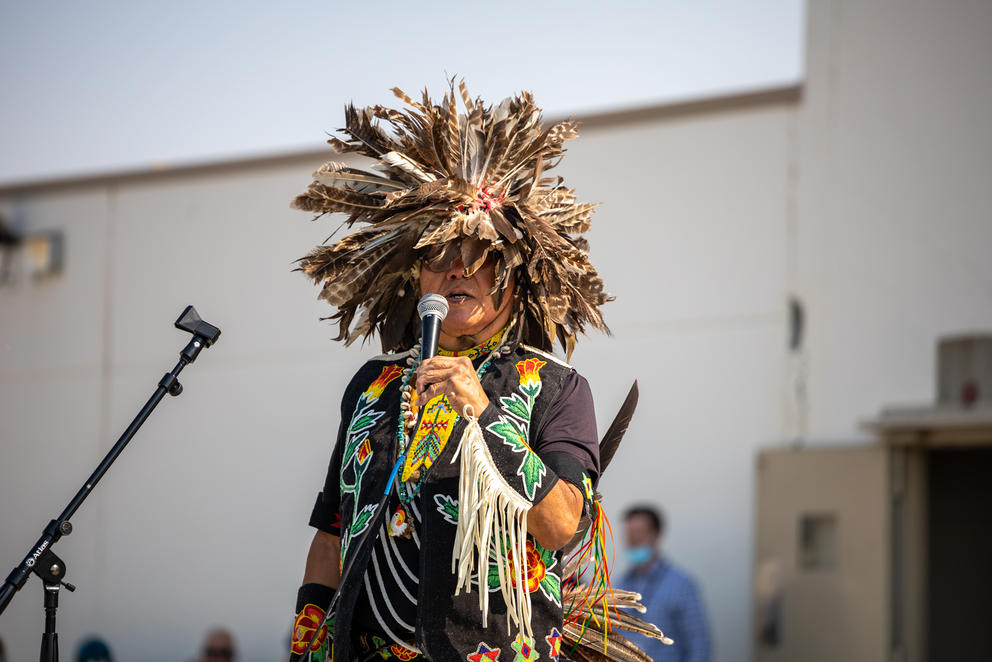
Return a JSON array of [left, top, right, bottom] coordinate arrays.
[[616, 505, 711, 662], [76, 636, 113, 662], [197, 627, 236, 662]]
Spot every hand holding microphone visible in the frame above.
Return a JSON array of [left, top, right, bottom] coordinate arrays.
[[415, 293, 490, 417]]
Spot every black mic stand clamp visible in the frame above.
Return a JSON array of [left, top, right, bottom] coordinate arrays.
[[37, 539, 76, 662], [0, 305, 220, 662]]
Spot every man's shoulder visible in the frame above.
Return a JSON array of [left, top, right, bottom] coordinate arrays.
[[513, 344, 579, 379], [366, 347, 418, 365], [342, 349, 416, 399], [626, 558, 699, 585], [624, 559, 704, 604], [663, 559, 704, 594]]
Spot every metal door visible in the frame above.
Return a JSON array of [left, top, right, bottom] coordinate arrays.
[[754, 446, 891, 662]]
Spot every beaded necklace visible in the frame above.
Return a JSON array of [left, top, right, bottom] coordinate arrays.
[[390, 325, 515, 529]]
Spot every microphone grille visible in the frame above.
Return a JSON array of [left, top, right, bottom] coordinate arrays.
[[417, 293, 449, 320]]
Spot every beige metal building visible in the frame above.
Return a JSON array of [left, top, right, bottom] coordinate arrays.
[[756, 386, 992, 662], [2, 1, 990, 660]]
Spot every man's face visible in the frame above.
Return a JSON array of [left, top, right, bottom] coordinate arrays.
[[419, 252, 513, 342], [625, 513, 660, 551], [203, 631, 235, 662]]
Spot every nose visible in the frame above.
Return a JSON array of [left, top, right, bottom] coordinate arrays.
[[445, 258, 467, 280]]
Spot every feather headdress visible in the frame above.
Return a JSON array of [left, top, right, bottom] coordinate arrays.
[[292, 81, 611, 355]]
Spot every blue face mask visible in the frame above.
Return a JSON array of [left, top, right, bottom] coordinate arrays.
[[626, 546, 653, 566]]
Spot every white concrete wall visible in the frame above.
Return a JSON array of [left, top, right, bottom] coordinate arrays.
[[795, 0, 992, 441], [0, 101, 795, 662], [0, 165, 362, 661], [569, 105, 794, 662]]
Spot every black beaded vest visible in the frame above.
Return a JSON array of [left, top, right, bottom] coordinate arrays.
[[328, 340, 577, 662]]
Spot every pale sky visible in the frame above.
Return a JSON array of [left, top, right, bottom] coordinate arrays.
[[0, 0, 804, 185]]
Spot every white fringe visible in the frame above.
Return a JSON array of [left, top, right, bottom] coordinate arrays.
[[451, 406, 534, 638]]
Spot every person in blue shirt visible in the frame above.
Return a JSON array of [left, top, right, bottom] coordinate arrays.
[[616, 505, 712, 662]]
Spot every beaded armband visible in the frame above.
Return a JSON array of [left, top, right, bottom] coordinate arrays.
[[291, 583, 335, 658]]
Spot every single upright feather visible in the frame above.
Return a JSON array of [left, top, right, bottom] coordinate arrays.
[[599, 381, 639, 473]]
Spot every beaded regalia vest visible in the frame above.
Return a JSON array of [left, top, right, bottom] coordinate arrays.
[[329, 340, 576, 661]]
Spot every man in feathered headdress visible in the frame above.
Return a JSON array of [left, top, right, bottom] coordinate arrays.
[[289, 82, 667, 662]]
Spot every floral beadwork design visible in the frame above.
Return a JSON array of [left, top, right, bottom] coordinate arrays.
[[434, 493, 459, 524], [339, 364, 403, 558], [515, 358, 546, 392], [545, 628, 562, 662], [467, 642, 502, 662], [511, 634, 540, 662], [367, 364, 404, 399], [390, 643, 420, 660], [291, 605, 331, 656], [508, 541, 546, 592], [485, 539, 562, 607], [485, 358, 548, 500]]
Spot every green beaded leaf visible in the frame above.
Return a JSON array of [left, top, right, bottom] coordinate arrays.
[[343, 400, 382, 465], [498, 393, 532, 422], [486, 415, 545, 499], [519, 380, 542, 399], [434, 493, 459, 524], [349, 413, 379, 436], [517, 451, 546, 500], [487, 562, 502, 590], [539, 572, 562, 606], [487, 417, 528, 451], [536, 541, 556, 567], [350, 503, 377, 536]]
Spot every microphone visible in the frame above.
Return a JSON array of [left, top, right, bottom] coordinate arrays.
[[418, 293, 449, 362]]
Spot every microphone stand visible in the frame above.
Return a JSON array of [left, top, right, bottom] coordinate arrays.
[[0, 306, 221, 662]]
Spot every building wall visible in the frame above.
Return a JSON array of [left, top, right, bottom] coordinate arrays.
[[795, 0, 992, 441], [0, 99, 795, 661], [571, 104, 794, 662]]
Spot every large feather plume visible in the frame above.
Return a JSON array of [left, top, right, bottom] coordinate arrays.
[[292, 80, 612, 354]]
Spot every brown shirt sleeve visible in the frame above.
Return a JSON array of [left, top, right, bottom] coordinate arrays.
[[533, 370, 601, 485]]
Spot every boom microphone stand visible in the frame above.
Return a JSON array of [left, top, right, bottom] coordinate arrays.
[[0, 306, 221, 662]]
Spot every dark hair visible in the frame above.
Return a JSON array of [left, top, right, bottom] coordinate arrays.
[[77, 637, 113, 662], [623, 504, 665, 535]]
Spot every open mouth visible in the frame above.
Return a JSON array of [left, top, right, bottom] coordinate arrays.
[[446, 291, 472, 304]]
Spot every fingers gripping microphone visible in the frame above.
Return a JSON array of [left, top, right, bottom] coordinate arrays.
[[418, 293, 449, 361]]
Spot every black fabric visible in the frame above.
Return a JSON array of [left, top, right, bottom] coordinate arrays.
[[309, 368, 370, 537], [297, 582, 336, 613], [541, 450, 591, 512], [353, 630, 422, 660], [308, 342, 599, 661], [533, 371, 600, 485], [308, 491, 341, 536], [309, 366, 601, 535], [350, 501, 420, 644]]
